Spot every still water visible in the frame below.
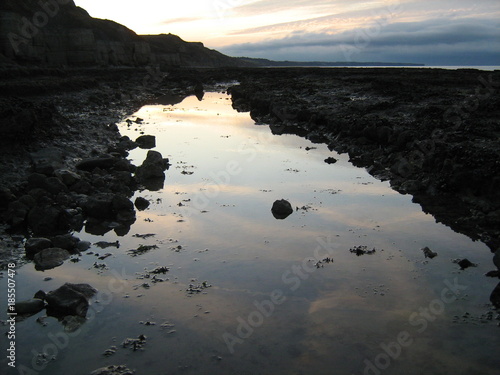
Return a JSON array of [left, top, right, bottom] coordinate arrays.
[[2, 92, 499, 375]]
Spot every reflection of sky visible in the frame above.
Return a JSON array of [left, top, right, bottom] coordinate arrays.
[[3, 92, 498, 375]]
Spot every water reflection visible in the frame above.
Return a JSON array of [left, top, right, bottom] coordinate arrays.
[[2, 92, 499, 375]]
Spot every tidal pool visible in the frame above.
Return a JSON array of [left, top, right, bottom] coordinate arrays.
[[2, 91, 499, 375]]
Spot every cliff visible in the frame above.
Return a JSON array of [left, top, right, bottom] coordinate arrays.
[[0, 0, 248, 68]]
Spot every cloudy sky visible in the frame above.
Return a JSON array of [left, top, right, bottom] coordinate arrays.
[[75, 0, 500, 65]]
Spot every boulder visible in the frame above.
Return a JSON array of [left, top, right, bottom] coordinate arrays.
[[25, 238, 53, 257], [13, 299, 45, 315], [55, 169, 82, 186], [491, 282, 500, 308], [76, 156, 117, 171], [81, 193, 115, 219], [134, 197, 150, 211], [271, 199, 294, 220], [27, 205, 72, 235], [28, 173, 68, 195], [51, 234, 80, 252], [30, 148, 64, 175], [33, 248, 70, 270], [135, 150, 169, 181], [45, 283, 97, 317], [135, 135, 156, 149]]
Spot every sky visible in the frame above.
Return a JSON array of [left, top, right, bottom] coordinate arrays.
[[74, 0, 500, 65]]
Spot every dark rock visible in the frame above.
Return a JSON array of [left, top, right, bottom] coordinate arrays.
[[134, 197, 150, 211], [30, 148, 64, 175], [45, 283, 97, 317], [51, 234, 80, 252], [490, 282, 500, 308], [135, 150, 169, 181], [33, 248, 70, 270], [421, 246, 438, 259], [494, 251, 500, 270], [90, 365, 135, 375], [77, 241, 92, 251], [13, 299, 45, 315], [0, 187, 14, 208], [6, 200, 30, 227], [112, 195, 134, 212], [76, 156, 117, 171], [271, 199, 294, 220], [456, 258, 477, 270], [81, 193, 114, 219], [324, 157, 338, 164], [135, 135, 156, 149], [55, 169, 81, 186], [25, 238, 53, 257], [34, 290, 47, 300], [28, 205, 72, 235], [28, 173, 68, 195]]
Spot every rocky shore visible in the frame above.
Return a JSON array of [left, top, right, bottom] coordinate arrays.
[[0, 66, 499, 275]]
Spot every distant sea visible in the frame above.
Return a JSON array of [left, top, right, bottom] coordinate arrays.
[[318, 65, 500, 71]]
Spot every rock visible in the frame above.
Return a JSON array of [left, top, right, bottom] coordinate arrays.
[[6, 200, 30, 227], [324, 157, 338, 164], [45, 283, 97, 317], [90, 365, 135, 375], [77, 241, 92, 251], [271, 199, 294, 220], [33, 248, 70, 270], [55, 169, 81, 186], [28, 173, 68, 195], [135, 150, 169, 181], [25, 238, 53, 257], [135, 135, 156, 149], [0, 187, 14, 208], [76, 156, 117, 171], [34, 290, 47, 300], [51, 234, 80, 252], [30, 148, 64, 175], [13, 299, 45, 315], [81, 193, 114, 219], [27, 205, 72, 235], [421, 247, 437, 259], [494, 251, 500, 270], [490, 282, 500, 308], [112, 195, 134, 212], [456, 258, 477, 270], [134, 197, 150, 211]]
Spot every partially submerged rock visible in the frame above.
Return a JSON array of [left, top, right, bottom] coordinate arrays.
[[135, 135, 156, 149], [135, 150, 170, 183], [45, 283, 97, 317], [134, 196, 150, 211], [490, 282, 500, 308], [33, 248, 70, 270], [13, 299, 45, 315], [25, 237, 53, 257], [422, 246, 438, 259], [271, 199, 293, 219]]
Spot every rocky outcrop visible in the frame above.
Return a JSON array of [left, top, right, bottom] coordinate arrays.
[[0, 0, 249, 68]]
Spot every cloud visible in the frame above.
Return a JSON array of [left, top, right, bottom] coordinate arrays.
[[220, 17, 500, 64], [161, 17, 202, 25]]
